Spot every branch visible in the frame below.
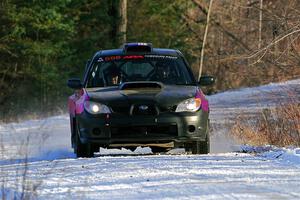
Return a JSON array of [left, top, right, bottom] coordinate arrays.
[[246, 29, 300, 60], [181, 14, 204, 40], [191, 0, 251, 51]]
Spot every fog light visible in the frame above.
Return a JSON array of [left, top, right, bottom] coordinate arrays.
[[188, 125, 196, 133]]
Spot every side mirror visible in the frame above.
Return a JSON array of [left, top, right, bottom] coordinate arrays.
[[67, 78, 83, 89], [198, 75, 215, 86]]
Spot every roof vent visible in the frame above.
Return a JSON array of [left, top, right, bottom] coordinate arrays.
[[123, 43, 152, 53]]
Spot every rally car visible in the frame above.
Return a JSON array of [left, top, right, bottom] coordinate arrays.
[[67, 43, 214, 157]]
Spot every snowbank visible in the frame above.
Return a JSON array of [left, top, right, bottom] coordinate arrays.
[[238, 145, 300, 165]]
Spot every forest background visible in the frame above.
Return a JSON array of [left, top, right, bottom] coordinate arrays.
[[0, 0, 299, 121]]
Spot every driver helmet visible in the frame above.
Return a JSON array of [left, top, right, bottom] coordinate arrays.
[[105, 63, 121, 85], [155, 61, 171, 79]]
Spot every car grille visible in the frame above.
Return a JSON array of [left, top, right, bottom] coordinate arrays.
[[111, 104, 175, 115], [130, 104, 158, 115], [110, 124, 178, 138], [111, 106, 130, 114]]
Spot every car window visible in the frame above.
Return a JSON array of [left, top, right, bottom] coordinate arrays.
[[86, 55, 194, 87], [121, 61, 154, 79]]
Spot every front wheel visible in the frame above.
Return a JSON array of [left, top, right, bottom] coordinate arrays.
[[74, 126, 94, 158], [184, 135, 210, 154]]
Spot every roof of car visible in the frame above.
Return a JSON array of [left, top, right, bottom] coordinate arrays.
[[95, 48, 182, 57]]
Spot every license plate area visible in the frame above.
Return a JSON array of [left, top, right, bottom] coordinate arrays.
[[110, 124, 177, 138]]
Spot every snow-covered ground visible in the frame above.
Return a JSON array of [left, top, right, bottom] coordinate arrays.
[[0, 79, 299, 199]]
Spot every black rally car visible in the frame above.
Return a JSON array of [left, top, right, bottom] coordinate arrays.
[[67, 43, 214, 157]]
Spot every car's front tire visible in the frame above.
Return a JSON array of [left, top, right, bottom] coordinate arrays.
[[74, 125, 94, 158], [184, 134, 210, 154]]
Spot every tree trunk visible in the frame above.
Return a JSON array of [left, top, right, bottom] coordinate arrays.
[[109, 0, 119, 47], [119, 0, 127, 44], [198, 0, 214, 80], [258, 0, 263, 49]]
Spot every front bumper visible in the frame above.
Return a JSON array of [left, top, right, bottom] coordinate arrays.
[[76, 110, 209, 145]]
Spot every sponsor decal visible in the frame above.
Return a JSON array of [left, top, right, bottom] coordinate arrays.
[[144, 55, 177, 59], [97, 55, 177, 62], [105, 56, 122, 61], [123, 55, 144, 59], [98, 55, 144, 62]]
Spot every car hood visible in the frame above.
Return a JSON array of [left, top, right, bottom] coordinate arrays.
[[85, 84, 198, 108]]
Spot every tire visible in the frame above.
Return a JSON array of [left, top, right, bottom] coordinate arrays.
[[70, 117, 76, 148], [74, 124, 94, 158], [151, 146, 169, 154], [185, 134, 210, 154]]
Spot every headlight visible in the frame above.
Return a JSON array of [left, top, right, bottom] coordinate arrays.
[[175, 98, 201, 112], [84, 101, 111, 114]]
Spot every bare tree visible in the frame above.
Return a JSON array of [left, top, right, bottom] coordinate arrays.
[[258, 0, 263, 49], [198, 0, 214, 80], [119, 0, 127, 44], [186, 0, 300, 91]]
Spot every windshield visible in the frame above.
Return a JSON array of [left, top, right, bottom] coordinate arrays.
[[86, 55, 194, 87]]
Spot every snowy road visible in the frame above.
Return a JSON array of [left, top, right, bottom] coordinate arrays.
[[0, 79, 300, 199], [2, 153, 300, 199]]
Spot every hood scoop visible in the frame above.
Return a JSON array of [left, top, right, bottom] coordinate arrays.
[[119, 82, 162, 90]]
